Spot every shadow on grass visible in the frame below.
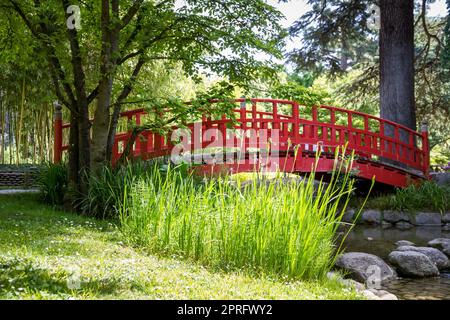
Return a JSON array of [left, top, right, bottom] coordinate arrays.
[[0, 257, 121, 298], [0, 194, 122, 298]]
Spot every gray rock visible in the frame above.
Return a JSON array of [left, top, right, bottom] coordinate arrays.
[[383, 211, 410, 223], [395, 240, 415, 247], [341, 279, 365, 292], [443, 244, 450, 258], [443, 213, 450, 224], [413, 212, 442, 226], [443, 224, 450, 231], [395, 221, 414, 229], [367, 289, 398, 300], [335, 252, 397, 283], [427, 238, 450, 251], [379, 292, 399, 300], [388, 251, 440, 277], [342, 209, 356, 223], [363, 290, 381, 300], [431, 172, 450, 186], [361, 210, 382, 224], [396, 246, 449, 270]]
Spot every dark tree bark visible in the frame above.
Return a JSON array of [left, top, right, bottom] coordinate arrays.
[[106, 58, 146, 160], [91, 0, 121, 172], [65, 113, 79, 209], [379, 0, 416, 132]]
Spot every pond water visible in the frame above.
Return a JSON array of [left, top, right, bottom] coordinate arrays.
[[342, 225, 450, 300]]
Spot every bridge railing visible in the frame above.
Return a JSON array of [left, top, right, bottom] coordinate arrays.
[[53, 98, 430, 178]]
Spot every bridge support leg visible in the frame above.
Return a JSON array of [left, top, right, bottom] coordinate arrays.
[[53, 101, 63, 164]]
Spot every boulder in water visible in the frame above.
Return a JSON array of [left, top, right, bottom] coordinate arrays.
[[388, 251, 439, 278], [335, 252, 397, 283]]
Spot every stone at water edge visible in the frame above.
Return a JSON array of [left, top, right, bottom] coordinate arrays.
[[367, 289, 398, 300], [442, 244, 450, 258], [395, 240, 415, 247], [378, 292, 398, 300], [335, 252, 397, 283], [412, 212, 442, 226], [388, 251, 440, 278], [361, 210, 382, 224], [396, 246, 449, 270], [427, 238, 450, 251], [443, 213, 450, 224], [383, 211, 411, 224], [341, 209, 356, 223], [362, 290, 381, 300]]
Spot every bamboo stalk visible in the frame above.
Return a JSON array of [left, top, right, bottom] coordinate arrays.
[[16, 78, 25, 164], [0, 94, 5, 164]]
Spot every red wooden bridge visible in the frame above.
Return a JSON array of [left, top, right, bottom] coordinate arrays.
[[53, 98, 430, 188]]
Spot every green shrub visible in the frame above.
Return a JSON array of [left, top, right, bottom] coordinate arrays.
[[360, 180, 450, 213], [386, 181, 450, 213], [79, 161, 146, 218], [37, 162, 68, 206], [118, 152, 360, 280], [80, 160, 191, 219]]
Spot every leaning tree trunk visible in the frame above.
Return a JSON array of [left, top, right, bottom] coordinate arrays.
[[379, 0, 416, 131]]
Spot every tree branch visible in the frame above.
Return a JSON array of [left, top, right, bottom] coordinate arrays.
[[120, 0, 144, 30], [9, 0, 77, 108]]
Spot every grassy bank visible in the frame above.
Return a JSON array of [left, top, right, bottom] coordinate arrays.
[[349, 181, 450, 214], [0, 193, 361, 299]]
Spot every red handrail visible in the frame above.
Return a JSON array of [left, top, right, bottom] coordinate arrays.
[[53, 98, 430, 186]]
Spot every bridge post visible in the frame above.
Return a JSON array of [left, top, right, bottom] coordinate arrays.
[[53, 101, 63, 164], [421, 120, 430, 178], [240, 96, 246, 128]]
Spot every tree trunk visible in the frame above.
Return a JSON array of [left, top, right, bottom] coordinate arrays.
[[91, 80, 113, 172], [65, 111, 80, 210], [77, 104, 91, 195], [106, 58, 146, 161], [379, 0, 416, 132], [340, 30, 349, 72], [91, 0, 119, 172]]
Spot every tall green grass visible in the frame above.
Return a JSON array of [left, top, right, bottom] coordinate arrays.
[[79, 160, 179, 218], [362, 180, 450, 213], [119, 150, 359, 280], [37, 162, 68, 206]]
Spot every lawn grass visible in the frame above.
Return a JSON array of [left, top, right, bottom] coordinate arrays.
[[0, 193, 362, 300]]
